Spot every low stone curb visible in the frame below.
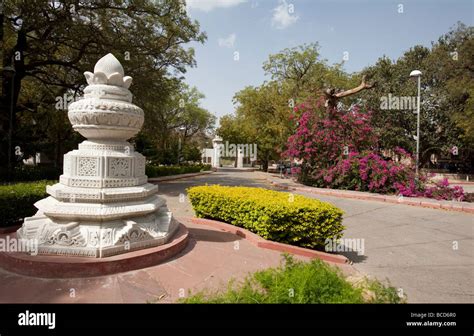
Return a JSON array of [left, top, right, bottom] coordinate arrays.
[[148, 171, 212, 182], [266, 177, 474, 214], [187, 217, 349, 265]]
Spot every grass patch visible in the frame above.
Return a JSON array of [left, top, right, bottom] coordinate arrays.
[[181, 255, 405, 304]]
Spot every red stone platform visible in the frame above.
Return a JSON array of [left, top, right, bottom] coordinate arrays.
[[0, 223, 188, 279]]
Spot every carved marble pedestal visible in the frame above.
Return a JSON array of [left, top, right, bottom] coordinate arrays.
[[17, 54, 178, 257]]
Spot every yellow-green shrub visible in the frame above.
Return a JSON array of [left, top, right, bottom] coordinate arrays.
[[187, 185, 344, 249]]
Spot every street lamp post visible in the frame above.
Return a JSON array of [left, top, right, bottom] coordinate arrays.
[[177, 126, 186, 164], [410, 70, 422, 177], [3, 65, 16, 173]]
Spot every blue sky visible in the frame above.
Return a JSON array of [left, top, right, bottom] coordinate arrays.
[[183, 0, 473, 122]]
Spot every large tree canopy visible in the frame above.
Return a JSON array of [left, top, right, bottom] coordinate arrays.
[[1, 0, 209, 168], [218, 43, 369, 170], [219, 23, 473, 172], [360, 22, 473, 169]]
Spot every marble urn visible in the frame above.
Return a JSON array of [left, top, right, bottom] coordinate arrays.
[[17, 54, 179, 257]]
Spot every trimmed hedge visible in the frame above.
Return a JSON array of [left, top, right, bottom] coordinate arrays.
[[187, 185, 344, 249], [0, 181, 55, 228], [0, 165, 61, 182], [146, 164, 211, 178]]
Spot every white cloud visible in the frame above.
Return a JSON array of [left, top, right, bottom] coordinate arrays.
[[186, 0, 247, 12], [271, 0, 299, 29], [218, 33, 236, 48]]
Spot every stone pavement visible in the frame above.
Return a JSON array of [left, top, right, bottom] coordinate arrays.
[[259, 172, 474, 303], [0, 216, 325, 303], [160, 171, 474, 303], [0, 171, 472, 303], [0, 172, 355, 303]]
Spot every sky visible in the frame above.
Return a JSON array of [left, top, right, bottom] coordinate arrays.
[[183, 0, 473, 122]]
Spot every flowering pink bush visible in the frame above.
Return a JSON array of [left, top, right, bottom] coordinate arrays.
[[395, 178, 465, 201], [312, 150, 422, 194], [285, 103, 465, 201], [285, 104, 377, 171], [423, 178, 465, 201]]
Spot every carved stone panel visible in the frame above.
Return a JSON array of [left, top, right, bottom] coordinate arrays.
[[108, 158, 131, 178], [77, 157, 99, 176]]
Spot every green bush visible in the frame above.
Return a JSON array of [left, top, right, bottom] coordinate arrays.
[[181, 255, 404, 303], [146, 164, 211, 177], [187, 185, 344, 249], [0, 180, 55, 228], [0, 165, 61, 182]]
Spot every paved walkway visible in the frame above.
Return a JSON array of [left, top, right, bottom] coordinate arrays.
[[161, 171, 474, 303], [0, 173, 352, 303], [0, 171, 472, 303], [0, 216, 319, 303], [261, 172, 474, 303]]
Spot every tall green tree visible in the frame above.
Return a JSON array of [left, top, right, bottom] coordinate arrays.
[[360, 23, 473, 170], [219, 44, 356, 170], [2, 0, 206, 168], [138, 83, 215, 164]]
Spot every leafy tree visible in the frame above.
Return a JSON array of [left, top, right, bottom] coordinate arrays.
[[262, 43, 357, 103], [183, 145, 202, 163], [2, 0, 206, 168], [222, 44, 371, 170], [140, 82, 215, 164], [360, 23, 473, 171]]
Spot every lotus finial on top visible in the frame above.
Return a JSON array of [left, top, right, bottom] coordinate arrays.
[[83, 53, 133, 88]]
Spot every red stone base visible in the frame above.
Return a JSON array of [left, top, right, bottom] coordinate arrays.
[[0, 224, 21, 234], [0, 223, 188, 279]]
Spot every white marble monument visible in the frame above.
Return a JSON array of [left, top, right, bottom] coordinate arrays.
[[17, 54, 179, 257]]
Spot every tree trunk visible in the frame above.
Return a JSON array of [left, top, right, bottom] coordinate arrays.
[[324, 75, 376, 113], [1, 29, 27, 169]]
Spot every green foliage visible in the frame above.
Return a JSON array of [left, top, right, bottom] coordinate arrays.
[[146, 164, 211, 177], [219, 24, 473, 173], [0, 165, 61, 182], [140, 83, 216, 165], [181, 255, 404, 304], [219, 43, 356, 170], [2, 0, 208, 168], [429, 23, 474, 145], [0, 180, 55, 228], [365, 278, 405, 304], [182, 145, 203, 163], [187, 185, 344, 249], [263, 43, 357, 100], [360, 23, 473, 170]]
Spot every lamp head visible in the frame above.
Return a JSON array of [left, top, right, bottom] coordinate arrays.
[[409, 70, 422, 77]]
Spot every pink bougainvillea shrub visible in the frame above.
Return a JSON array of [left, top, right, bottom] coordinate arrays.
[[284, 103, 464, 201]]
